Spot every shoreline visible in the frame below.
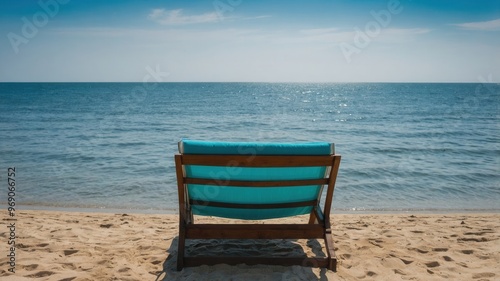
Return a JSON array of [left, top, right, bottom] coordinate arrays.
[[0, 210, 498, 280], [3, 204, 499, 215]]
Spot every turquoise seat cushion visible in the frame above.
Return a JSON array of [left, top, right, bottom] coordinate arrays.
[[179, 139, 334, 155]]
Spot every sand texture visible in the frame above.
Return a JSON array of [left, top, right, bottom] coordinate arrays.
[[0, 211, 498, 280]]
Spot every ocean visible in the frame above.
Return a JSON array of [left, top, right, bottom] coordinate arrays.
[[0, 82, 498, 213]]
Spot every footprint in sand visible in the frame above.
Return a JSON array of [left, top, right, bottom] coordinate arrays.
[[458, 237, 488, 242], [425, 261, 440, 268], [366, 271, 377, 277], [432, 248, 448, 252], [59, 277, 77, 281], [411, 247, 430, 254], [464, 231, 492, 235], [340, 253, 352, 259], [62, 263, 77, 270], [16, 243, 29, 249], [64, 249, 79, 256], [394, 269, 406, 275], [17, 243, 51, 253], [23, 264, 39, 271], [118, 267, 131, 273], [346, 226, 363, 230], [399, 258, 414, 265], [477, 255, 491, 260], [356, 271, 377, 278], [472, 272, 495, 279], [368, 239, 384, 248], [443, 256, 453, 262], [25, 271, 55, 278]]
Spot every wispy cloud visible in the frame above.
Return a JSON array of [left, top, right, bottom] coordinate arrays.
[[148, 9, 219, 25], [242, 15, 272, 20], [451, 18, 500, 31], [299, 28, 340, 35], [297, 27, 431, 44], [383, 28, 431, 36]]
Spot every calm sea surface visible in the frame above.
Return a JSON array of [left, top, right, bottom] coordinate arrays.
[[0, 83, 498, 213]]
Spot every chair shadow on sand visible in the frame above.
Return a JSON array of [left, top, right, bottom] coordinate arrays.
[[155, 236, 330, 281]]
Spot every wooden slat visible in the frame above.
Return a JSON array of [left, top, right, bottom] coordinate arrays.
[[189, 199, 317, 209], [183, 256, 330, 269], [323, 155, 341, 220], [185, 224, 325, 239], [180, 154, 336, 167], [175, 155, 187, 223], [184, 177, 328, 187]]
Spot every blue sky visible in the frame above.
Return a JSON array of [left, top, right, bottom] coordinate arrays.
[[1, 0, 499, 82]]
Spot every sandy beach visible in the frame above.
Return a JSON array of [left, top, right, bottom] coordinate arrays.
[[0, 210, 498, 280]]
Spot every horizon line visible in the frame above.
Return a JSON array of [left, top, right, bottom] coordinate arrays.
[[0, 81, 497, 84]]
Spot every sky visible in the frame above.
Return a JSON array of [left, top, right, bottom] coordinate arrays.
[[0, 0, 499, 82]]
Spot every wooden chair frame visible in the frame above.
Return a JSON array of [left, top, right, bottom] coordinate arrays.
[[175, 153, 341, 271]]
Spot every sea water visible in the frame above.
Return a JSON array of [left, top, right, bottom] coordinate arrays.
[[0, 82, 498, 213]]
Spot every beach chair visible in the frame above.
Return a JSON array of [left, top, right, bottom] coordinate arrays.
[[175, 140, 341, 271]]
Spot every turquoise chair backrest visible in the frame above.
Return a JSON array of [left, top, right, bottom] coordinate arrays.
[[179, 140, 334, 220]]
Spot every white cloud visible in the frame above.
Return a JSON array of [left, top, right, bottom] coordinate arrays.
[[451, 18, 500, 31], [148, 9, 219, 25]]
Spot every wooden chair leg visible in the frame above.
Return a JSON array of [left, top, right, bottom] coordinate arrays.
[[177, 224, 186, 271], [324, 230, 337, 272]]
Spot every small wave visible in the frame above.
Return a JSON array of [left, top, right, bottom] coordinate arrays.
[[116, 142, 148, 147]]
